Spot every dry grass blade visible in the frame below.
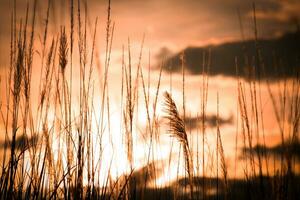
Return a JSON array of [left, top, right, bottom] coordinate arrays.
[[217, 93, 228, 199]]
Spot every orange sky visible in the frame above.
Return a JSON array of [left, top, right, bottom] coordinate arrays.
[[0, 0, 299, 70], [0, 0, 299, 185]]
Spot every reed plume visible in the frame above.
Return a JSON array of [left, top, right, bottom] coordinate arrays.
[[59, 28, 68, 73], [163, 91, 193, 199]]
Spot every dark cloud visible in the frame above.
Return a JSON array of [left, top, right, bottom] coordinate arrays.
[[163, 31, 300, 79], [159, 113, 233, 132], [184, 114, 233, 130], [0, 134, 38, 151], [242, 139, 300, 160], [155, 47, 173, 61]]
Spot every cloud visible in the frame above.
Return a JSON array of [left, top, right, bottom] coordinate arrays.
[[184, 114, 233, 130], [163, 31, 300, 79], [0, 135, 39, 151], [155, 47, 173, 61], [242, 139, 300, 160], [247, 0, 300, 23]]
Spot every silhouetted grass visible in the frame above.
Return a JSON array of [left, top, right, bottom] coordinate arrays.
[[0, 1, 299, 200]]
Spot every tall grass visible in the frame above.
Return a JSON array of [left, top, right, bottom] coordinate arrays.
[[0, 0, 299, 200], [163, 91, 194, 199]]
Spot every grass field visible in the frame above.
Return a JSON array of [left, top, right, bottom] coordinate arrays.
[[0, 0, 299, 199]]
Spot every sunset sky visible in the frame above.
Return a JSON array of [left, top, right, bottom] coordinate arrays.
[[0, 0, 299, 187], [0, 0, 299, 69]]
